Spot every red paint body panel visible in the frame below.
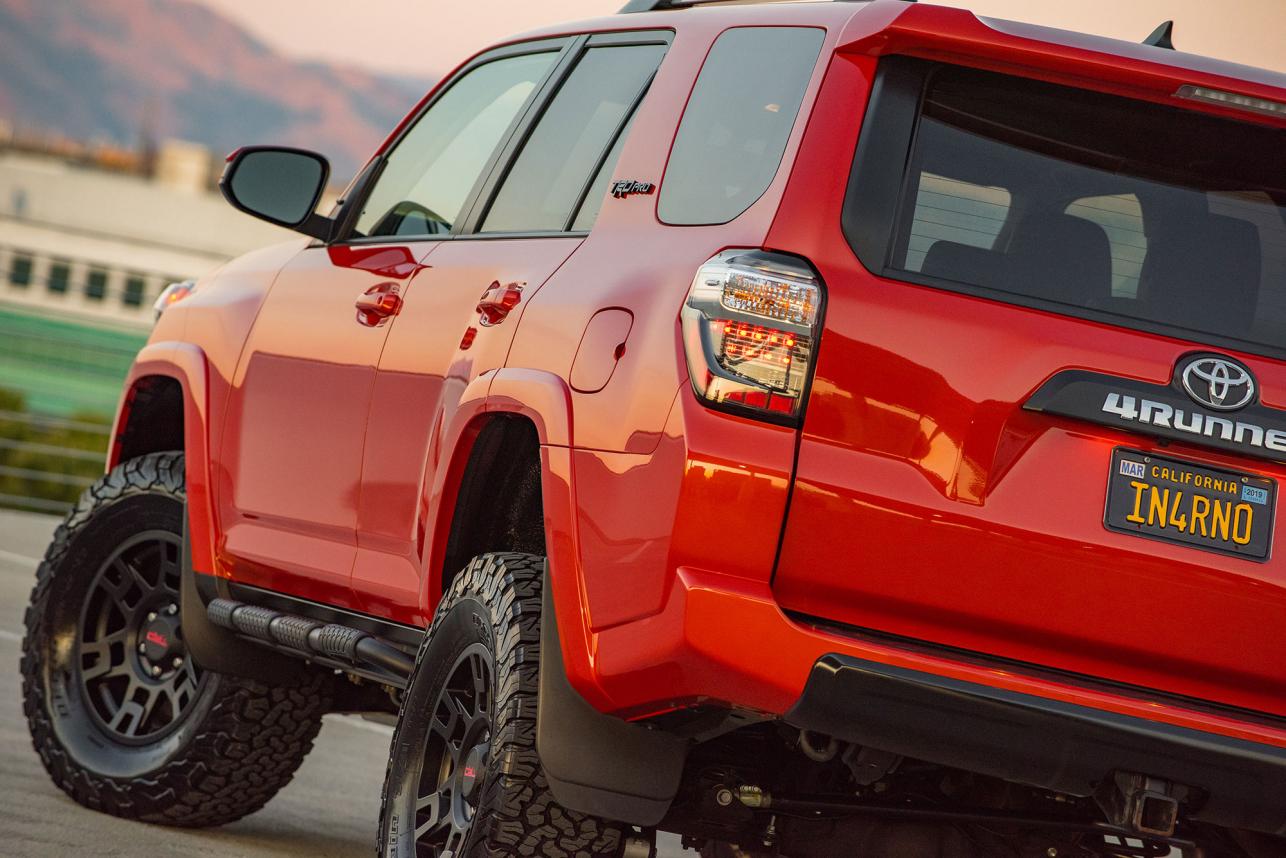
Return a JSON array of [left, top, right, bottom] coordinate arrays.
[[353, 237, 582, 623], [114, 0, 1286, 798], [216, 242, 430, 608]]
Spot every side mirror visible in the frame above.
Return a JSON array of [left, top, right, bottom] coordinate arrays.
[[219, 146, 333, 240]]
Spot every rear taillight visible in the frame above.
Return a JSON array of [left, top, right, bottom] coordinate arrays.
[[681, 250, 823, 423]]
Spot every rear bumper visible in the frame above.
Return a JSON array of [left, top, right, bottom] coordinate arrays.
[[585, 568, 1286, 834], [789, 655, 1286, 835]]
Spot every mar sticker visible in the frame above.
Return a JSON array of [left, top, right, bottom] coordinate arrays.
[[1119, 459, 1146, 479]]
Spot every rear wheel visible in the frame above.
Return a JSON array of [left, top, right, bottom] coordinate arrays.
[[379, 552, 624, 857], [21, 451, 332, 826]]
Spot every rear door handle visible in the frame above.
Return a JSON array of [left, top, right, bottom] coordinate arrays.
[[356, 282, 403, 327], [476, 281, 524, 327]]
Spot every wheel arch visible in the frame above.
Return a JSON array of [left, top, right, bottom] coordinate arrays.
[[426, 367, 687, 824], [425, 369, 607, 703], [110, 343, 216, 575]]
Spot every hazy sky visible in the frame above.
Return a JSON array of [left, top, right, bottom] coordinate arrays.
[[198, 0, 1285, 80]]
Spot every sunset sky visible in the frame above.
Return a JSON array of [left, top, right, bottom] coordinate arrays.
[[198, 0, 1285, 79]]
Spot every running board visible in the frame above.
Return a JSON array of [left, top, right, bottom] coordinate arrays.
[[207, 597, 415, 687]]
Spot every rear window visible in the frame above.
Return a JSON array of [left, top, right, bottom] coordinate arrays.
[[853, 60, 1286, 356], [659, 26, 823, 226]]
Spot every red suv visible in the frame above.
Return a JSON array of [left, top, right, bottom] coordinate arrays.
[[21, 2, 1286, 855]]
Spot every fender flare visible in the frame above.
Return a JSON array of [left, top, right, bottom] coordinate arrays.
[[111, 342, 216, 575]]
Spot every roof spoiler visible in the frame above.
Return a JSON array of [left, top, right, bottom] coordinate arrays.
[[619, 0, 887, 12], [836, 3, 1286, 124]]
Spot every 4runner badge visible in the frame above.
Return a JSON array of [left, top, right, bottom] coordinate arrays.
[[610, 179, 655, 198]]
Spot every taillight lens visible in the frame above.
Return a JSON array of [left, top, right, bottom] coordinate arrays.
[[681, 250, 823, 422]]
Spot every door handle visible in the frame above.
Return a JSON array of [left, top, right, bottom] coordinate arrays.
[[356, 282, 403, 327], [476, 281, 524, 327]]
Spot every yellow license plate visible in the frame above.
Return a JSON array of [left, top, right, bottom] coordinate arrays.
[[1105, 449, 1275, 561]]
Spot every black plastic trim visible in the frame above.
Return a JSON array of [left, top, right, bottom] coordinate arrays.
[[790, 610, 1286, 733], [842, 56, 929, 275], [1024, 363, 1286, 466], [787, 655, 1286, 835], [536, 564, 687, 826]]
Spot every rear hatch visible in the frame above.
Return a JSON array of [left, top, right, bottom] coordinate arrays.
[[772, 9, 1286, 716]]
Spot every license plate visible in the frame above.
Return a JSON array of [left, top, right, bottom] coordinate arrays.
[[1105, 449, 1276, 561]]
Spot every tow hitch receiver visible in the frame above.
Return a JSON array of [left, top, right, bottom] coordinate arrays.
[[1094, 772, 1184, 838]]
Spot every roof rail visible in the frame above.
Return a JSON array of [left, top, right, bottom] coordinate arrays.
[[619, 0, 884, 13]]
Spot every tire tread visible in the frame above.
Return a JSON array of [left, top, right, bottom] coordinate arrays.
[[20, 451, 331, 828]]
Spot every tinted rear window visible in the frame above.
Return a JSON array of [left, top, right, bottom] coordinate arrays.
[[868, 62, 1286, 355], [659, 27, 823, 226]]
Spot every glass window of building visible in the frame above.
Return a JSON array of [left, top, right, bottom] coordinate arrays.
[[48, 260, 71, 294]]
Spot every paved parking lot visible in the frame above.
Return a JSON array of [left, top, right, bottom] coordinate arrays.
[[0, 509, 683, 858]]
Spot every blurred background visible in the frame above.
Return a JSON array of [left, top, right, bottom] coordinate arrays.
[[0, 0, 1282, 515]]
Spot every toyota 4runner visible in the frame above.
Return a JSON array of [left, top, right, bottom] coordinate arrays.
[[20, 2, 1286, 856]]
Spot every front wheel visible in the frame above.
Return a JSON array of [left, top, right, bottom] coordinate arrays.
[[379, 553, 624, 857], [21, 451, 332, 827]]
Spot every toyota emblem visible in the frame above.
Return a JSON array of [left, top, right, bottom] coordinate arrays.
[[1181, 356, 1256, 411]]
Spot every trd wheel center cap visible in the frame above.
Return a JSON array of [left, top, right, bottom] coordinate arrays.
[[140, 614, 182, 664], [460, 743, 487, 800]]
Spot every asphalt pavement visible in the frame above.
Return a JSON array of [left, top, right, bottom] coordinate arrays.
[[0, 508, 685, 858]]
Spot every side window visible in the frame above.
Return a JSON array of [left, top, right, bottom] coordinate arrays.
[[571, 109, 639, 232], [481, 43, 666, 234], [354, 51, 558, 239], [659, 27, 824, 226], [1065, 195, 1146, 299]]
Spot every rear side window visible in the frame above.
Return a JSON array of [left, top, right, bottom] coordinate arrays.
[[482, 43, 665, 233], [659, 27, 823, 226], [852, 59, 1286, 356]]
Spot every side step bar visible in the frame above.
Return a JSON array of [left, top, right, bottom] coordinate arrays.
[[207, 597, 415, 687]]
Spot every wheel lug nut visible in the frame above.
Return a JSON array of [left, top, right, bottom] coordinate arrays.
[[146, 611, 157, 622], [138, 643, 147, 653], [172, 657, 183, 668], [168, 604, 178, 615], [150, 665, 162, 677]]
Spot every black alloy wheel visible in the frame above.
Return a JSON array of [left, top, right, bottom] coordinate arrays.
[[411, 645, 494, 855], [77, 530, 204, 743], [22, 451, 333, 827]]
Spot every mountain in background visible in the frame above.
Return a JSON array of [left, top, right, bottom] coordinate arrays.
[[0, 0, 431, 180]]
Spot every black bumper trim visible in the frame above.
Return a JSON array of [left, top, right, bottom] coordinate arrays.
[[786, 655, 1286, 836]]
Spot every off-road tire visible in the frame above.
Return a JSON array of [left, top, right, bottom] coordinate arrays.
[[379, 552, 624, 857], [21, 451, 332, 827]]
